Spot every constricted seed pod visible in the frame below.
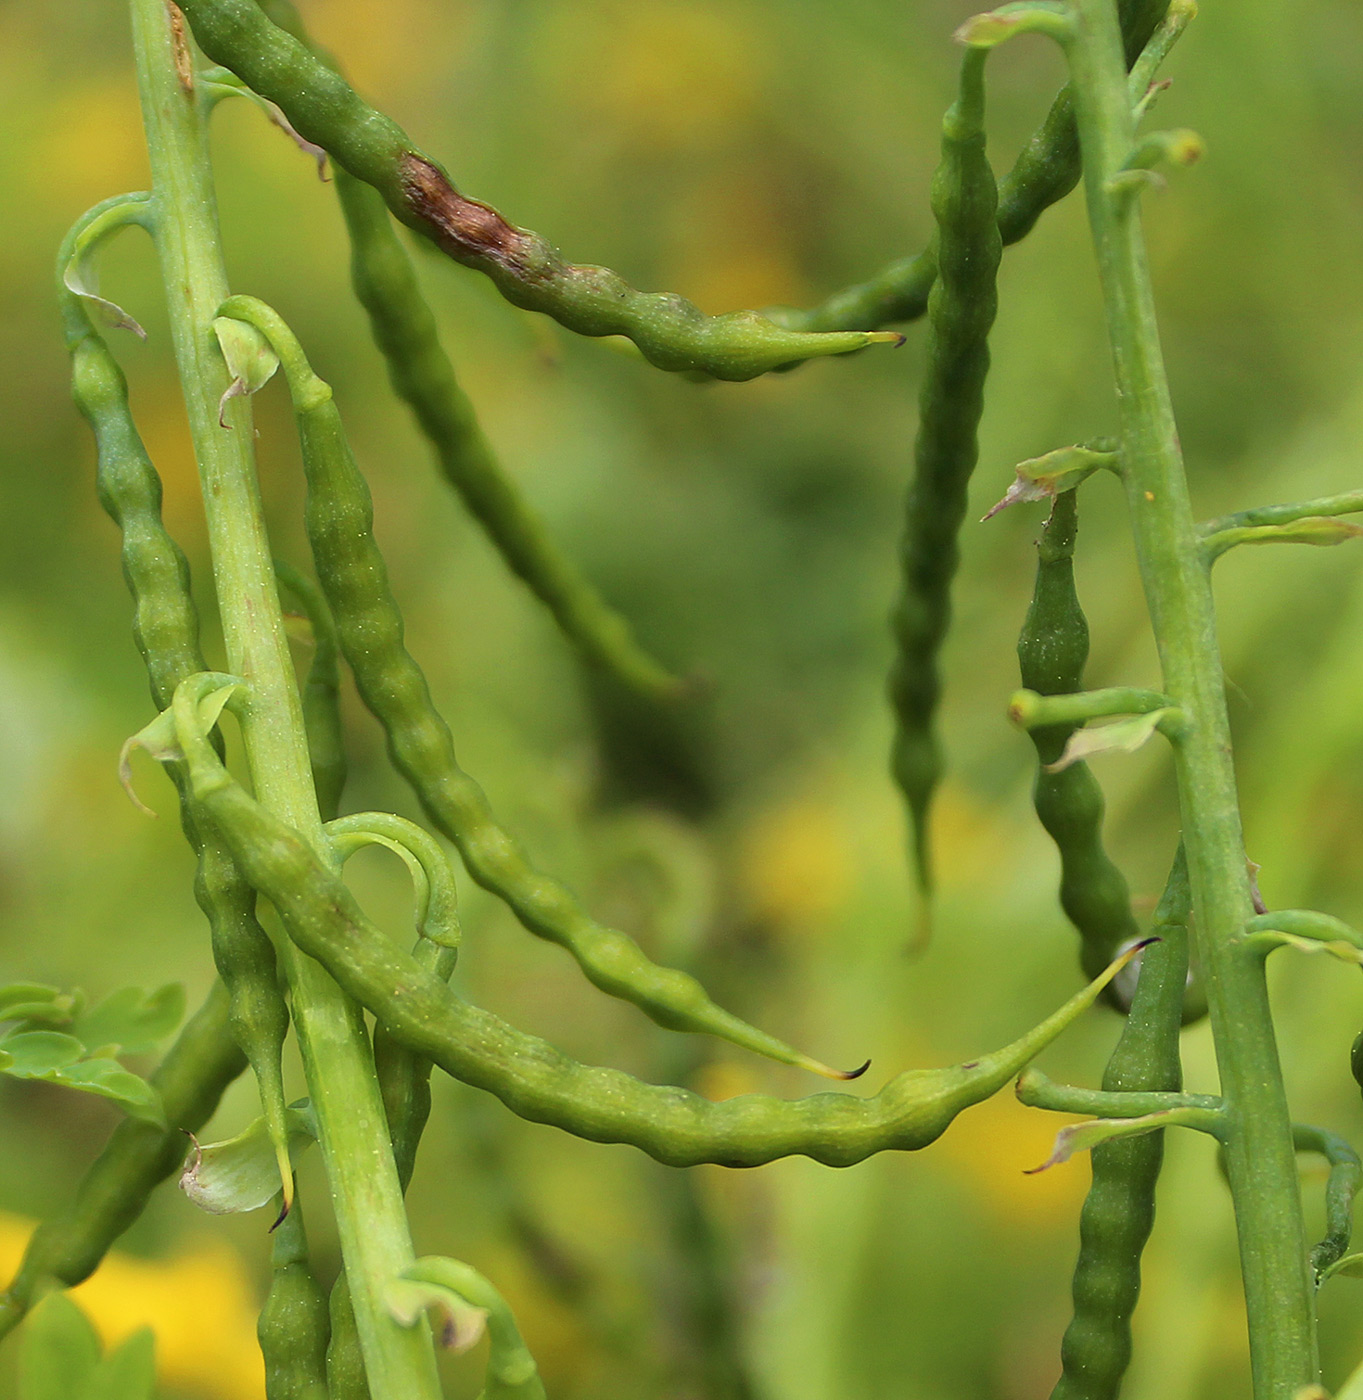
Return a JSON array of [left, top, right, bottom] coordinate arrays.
[[217, 294, 862, 1082], [171, 0, 902, 381], [1017, 491, 1141, 983], [333, 169, 681, 701], [60, 210, 293, 1218], [770, 0, 1174, 334], [165, 668, 1136, 1171], [1051, 850, 1188, 1400], [258, 1204, 330, 1400], [888, 49, 1002, 902]]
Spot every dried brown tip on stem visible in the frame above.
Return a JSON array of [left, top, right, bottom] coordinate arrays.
[[868, 332, 908, 348], [269, 1195, 291, 1233], [835, 1059, 873, 1082]]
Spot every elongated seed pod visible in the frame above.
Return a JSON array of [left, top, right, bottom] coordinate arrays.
[[889, 50, 1002, 897], [63, 256, 298, 1212], [217, 296, 858, 1080], [773, 0, 1173, 334], [172, 0, 900, 380], [333, 169, 680, 701], [1050, 851, 1188, 1400], [275, 560, 348, 820], [259, 1204, 330, 1400], [1017, 492, 1140, 982], [0, 981, 245, 1339], [169, 676, 1131, 1170]]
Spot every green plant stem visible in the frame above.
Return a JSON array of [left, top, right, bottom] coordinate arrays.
[[128, 4, 438, 1395], [1064, 0, 1317, 1392]]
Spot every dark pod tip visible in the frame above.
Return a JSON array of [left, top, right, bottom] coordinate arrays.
[[269, 1197, 291, 1233], [838, 1059, 873, 1082]]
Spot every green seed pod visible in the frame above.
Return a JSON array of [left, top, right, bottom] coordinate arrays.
[[216, 295, 860, 1080], [772, 0, 1174, 334], [1051, 852, 1188, 1400], [888, 50, 1002, 899], [1017, 491, 1141, 984], [0, 982, 245, 1340], [333, 169, 680, 700], [59, 209, 297, 1212], [275, 560, 348, 821], [164, 671, 1135, 1170], [258, 1204, 330, 1400], [170, 0, 900, 380]]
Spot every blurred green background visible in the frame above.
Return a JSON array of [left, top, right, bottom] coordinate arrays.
[[2, 0, 1363, 1396]]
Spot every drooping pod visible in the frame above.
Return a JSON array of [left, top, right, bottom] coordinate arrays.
[[162, 669, 1136, 1170], [888, 49, 1002, 903], [168, 0, 900, 381], [1050, 852, 1188, 1400], [275, 560, 348, 821], [1016, 491, 1141, 983], [333, 169, 681, 701], [258, 1203, 331, 1400], [216, 294, 860, 1081], [59, 212, 295, 1208]]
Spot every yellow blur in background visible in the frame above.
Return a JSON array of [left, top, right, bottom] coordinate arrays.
[[2, 0, 1363, 1397]]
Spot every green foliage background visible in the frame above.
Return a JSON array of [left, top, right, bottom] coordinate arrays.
[[1, 1, 1362, 1396]]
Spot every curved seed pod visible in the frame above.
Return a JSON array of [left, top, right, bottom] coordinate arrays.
[[217, 295, 859, 1080], [59, 211, 296, 1209], [772, 0, 1175, 334], [164, 672, 1135, 1170], [888, 50, 1002, 903], [0, 982, 245, 1340], [333, 170, 681, 701], [328, 811, 460, 1190], [275, 560, 348, 820], [1050, 858, 1188, 1400], [259, 1202, 330, 1400], [1292, 1125, 1362, 1283], [1017, 491, 1141, 984], [170, 0, 900, 380]]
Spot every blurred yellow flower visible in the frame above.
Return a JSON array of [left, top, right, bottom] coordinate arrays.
[[0, 1212, 263, 1400]]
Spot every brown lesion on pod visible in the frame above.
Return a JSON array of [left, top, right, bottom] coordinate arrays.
[[399, 153, 531, 273]]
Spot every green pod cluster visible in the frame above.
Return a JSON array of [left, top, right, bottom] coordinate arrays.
[[1017, 492, 1140, 983], [217, 296, 859, 1080], [773, 0, 1173, 335], [888, 50, 1002, 897], [172, 0, 899, 380], [63, 250, 297, 1213], [258, 1206, 330, 1400], [275, 560, 348, 821], [166, 671, 1132, 1170], [1051, 851, 1189, 1400], [333, 169, 680, 700], [0, 982, 245, 1340]]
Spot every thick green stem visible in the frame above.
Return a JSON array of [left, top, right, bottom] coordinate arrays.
[[129, 5, 438, 1395], [1064, 1, 1317, 1392]]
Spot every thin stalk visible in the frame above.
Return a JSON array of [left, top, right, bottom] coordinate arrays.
[[128, 4, 439, 1395], [1065, 1, 1316, 1392]]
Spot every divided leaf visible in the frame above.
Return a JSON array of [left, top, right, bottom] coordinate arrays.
[[72, 983, 186, 1057]]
